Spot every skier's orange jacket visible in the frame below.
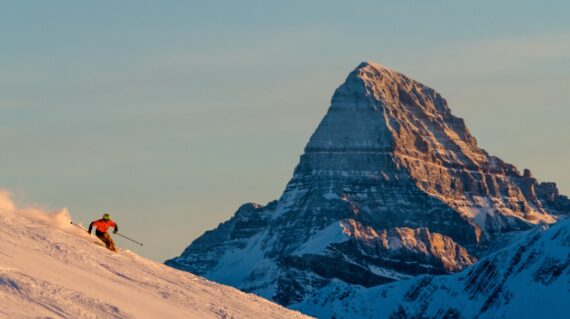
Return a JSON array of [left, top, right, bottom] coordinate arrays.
[[89, 219, 117, 233]]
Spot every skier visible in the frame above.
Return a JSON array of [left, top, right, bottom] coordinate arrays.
[[88, 213, 118, 252]]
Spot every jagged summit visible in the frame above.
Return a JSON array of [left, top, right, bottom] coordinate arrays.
[[167, 62, 570, 309], [356, 60, 392, 71], [350, 60, 436, 98], [307, 61, 474, 153]]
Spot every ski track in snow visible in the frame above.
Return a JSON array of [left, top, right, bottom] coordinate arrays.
[[0, 211, 312, 319]]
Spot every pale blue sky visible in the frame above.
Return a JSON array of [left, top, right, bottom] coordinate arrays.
[[2, 1, 569, 261]]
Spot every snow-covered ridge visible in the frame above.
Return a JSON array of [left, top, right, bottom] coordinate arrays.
[[292, 219, 570, 319], [0, 192, 311, 319]]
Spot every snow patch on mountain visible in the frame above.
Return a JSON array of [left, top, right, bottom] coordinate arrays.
[[207, 231, 268, 285], [294, 221, 350, 255]]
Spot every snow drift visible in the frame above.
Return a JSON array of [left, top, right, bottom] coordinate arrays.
[[0, 191, 311, 319]]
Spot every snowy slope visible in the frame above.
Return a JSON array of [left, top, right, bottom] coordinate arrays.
[[0, 192, 311, 319], [292, 220, 570, 319]]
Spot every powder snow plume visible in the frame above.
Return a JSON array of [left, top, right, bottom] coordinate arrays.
[[0, 189, 74, 230]]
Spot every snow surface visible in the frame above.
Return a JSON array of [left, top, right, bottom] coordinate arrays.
[[0, 191, 311, 319]]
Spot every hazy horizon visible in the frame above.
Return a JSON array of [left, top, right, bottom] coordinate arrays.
[[2, 1, 569, 261]]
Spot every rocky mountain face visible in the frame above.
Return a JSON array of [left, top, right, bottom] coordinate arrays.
[[166, 62, 570, 310], [291, 219, 570, 319]]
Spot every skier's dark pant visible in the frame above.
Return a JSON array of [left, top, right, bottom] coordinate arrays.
[[95, 230, 117, 251]]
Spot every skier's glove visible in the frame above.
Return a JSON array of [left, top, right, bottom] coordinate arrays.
[[113, 230, 118, 234]]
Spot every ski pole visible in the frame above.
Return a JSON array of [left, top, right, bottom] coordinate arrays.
[[115, 232, 144, 246], [71, 221, 143, 246], [70, 221, 88, 232]]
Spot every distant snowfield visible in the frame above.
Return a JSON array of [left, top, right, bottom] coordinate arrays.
[[0, 192, 311, 319]]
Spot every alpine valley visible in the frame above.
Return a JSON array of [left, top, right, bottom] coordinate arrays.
[[166, 62, 570, 318]]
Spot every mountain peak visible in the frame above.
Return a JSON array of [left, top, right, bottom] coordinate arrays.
[[352, 61, 404, 82], [356, 60, 390, 71], [167, 62, 569, 310]]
